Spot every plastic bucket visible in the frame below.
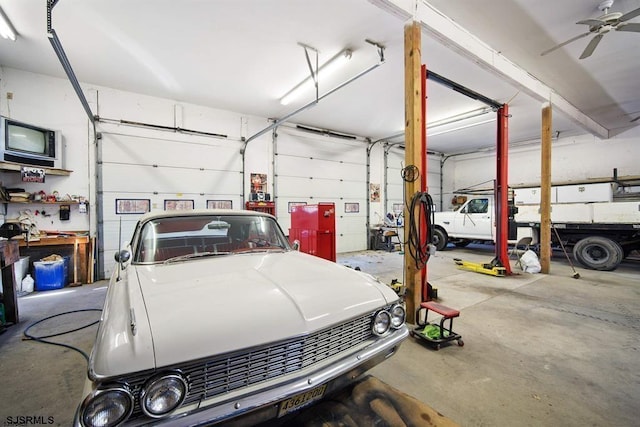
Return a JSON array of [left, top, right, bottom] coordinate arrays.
[[34, 260, 65, 291]]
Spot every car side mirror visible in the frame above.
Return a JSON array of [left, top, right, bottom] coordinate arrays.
[[292, 240, 300, 251], [114, 249, 131, 264]]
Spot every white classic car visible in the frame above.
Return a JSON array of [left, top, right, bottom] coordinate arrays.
[[76, 210, 408, 426]]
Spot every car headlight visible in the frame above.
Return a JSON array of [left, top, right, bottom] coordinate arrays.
[[140, 373, 188, 418], [372, 310, 391, 336], [390, 304, 406, 329], [80, 386, 133, 427]]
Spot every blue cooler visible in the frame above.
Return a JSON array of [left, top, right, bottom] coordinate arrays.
[[62, 256, 71, 286], [34, 260, 66, 291]]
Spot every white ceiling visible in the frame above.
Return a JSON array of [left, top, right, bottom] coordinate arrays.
[[0, 0, 638, 154]]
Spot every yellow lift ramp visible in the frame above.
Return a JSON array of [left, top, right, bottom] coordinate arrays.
[[453, 258, 507, 277]]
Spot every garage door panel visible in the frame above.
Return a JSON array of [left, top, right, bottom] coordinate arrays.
[[336, 216, 367, 253], [275, 129, 368, 254], [99, 127, 243, 278], [336, 214, 367, 233], [102, 217, 138, 250], [277, 131, 365, 163], [277, 177, 364, 199], [101, 163, 241, 195], [386, 152, 441, 211], [276, 155, 365, 181], [101, 132, 241, 170]]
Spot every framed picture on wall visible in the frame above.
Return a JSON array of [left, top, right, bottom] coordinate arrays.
[[164, 199, 194, 211], [288, 202, 307, 213], [344, 202, 360, 213], [207, 200, 233, 209], [369, 183, 380, 202], [115, 199, 150, 214]]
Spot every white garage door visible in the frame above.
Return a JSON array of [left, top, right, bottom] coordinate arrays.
[[274, 127, 368, 253], [385, 146, 442, 218], [98, 123, 243, 278]]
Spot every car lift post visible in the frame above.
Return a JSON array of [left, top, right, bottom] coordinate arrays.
[[425, 71, 511, 275], [495, 104, 512, 274]]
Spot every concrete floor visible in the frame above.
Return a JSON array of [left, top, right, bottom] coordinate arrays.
[[0, 244, 638, 426]]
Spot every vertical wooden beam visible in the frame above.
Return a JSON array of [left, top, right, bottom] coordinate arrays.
[[540, 103, 552, 273], [404, 21, 423, 324]]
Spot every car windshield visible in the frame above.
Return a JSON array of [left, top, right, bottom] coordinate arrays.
[[134, 214, 290, 263]]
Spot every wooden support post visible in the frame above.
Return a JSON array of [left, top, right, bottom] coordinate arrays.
[[404, 22, 423, 324], [540, 103, 552, 273]]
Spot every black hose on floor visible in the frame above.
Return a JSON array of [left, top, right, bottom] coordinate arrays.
[[22, 308, 102, 363]]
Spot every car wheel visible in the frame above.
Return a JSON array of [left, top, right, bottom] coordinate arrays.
[[573, 236, 623, 271], [432, 228, 448, 251]]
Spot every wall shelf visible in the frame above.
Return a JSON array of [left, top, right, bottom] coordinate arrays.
[[4, 201, 80, 205], [0, 161, 72, 176], [1, 201, 82, 216]]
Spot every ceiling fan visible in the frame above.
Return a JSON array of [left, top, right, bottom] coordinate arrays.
[[541, 0, 640, 59]]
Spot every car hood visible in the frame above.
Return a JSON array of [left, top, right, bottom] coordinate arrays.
[[134, 251, 397, 367]]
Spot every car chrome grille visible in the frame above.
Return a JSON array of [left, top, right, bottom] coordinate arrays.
[[180, 311, 375, 405], [121, 310, 377, 419]]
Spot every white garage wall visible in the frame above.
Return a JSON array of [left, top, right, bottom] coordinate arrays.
[[0, 68, 92, 233], [445, 128, 640, 210]]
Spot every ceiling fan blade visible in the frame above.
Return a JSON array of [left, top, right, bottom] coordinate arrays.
[[617, 22, 640, 32], [540, 32, 591, 56], [619, 6, 640, 22], [576, 18, 605, 26], [579, 34, 604, 59]]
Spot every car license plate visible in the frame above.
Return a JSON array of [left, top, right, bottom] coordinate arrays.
[[277, 384, 327, 417]]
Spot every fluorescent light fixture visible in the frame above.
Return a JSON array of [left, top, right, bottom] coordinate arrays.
[[428, 118, 496, 137], [280, 49, 352, 106], [429, 106, 493, 128], [0, 6, 17, 41], [386, 107, 495, 141]]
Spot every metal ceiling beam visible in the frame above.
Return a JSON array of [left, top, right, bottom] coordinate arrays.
[[47, 0, 95, 124], [370, 0, 609, 139]]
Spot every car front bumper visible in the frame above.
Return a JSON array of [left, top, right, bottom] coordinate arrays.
[[112, 325, 408, 427]]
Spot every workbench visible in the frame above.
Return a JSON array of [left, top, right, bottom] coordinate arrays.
[[17, 235, 93, 285]]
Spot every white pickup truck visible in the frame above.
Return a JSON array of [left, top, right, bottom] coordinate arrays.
[[433, 183, 640, 271]]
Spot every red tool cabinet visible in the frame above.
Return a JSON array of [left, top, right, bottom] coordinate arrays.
[[289, 203, 336, 262]]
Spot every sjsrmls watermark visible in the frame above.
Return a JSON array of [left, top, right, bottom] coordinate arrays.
[[3, 416, 55, 426]]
